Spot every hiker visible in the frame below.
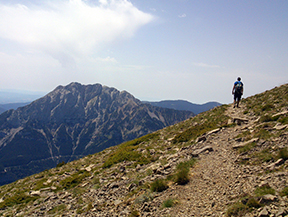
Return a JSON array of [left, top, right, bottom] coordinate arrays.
[[232, 77, 244, 108]]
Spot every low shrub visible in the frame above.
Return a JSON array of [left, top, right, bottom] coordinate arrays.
[[261, 103, 274, 111], [162, 198, 174, 208], [279, 116, 288, 124], [280, 186, 288, 197], [175, 167, 189, 185], [226, 202, 248, 217], [278, 148, 288, 161], [129, 209, 140, 217], [174, 159, 196, 185], [150, 179, 168, 192], [252, 148, 273, 164], [255, 129, 272, 140], [246, 197, 261, 208], [56, 161, 66, 168], [86, 202, 93, 212], [254, 185, 275, 197], [260, 115, 273, 123], [238, 142, 256, 154]]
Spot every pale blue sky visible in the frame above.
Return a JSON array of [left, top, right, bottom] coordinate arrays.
[[0, 0, 287, 103]]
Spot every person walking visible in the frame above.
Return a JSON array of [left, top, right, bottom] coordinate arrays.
[[232, 77, 244, 108]]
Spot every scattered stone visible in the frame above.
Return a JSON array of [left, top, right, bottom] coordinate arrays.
[[40, 187, 51, 192], [260, 194, 278, 203], [114, 199, 122, 206], [192, 146, 213, 156], [85, 164, 95, 172], [267, 158, 284, 170], [233, 138, 259, 149], [127, 183, 137, 192], [259, 206, 270, 217], [195, 135, 206, 143], [206, 128, 221, 136], [276, 207, 287, 217], [119, 166, 126, 173], [274, 123, 288, 130], [30, 190, 41, 196], [233, 117, 249, 125], [272, 110, 288, 117]]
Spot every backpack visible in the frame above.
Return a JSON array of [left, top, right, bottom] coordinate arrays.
[[235, 81, 243, 93]]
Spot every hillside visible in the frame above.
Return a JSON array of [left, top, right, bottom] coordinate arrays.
[[0, 82, 193, 185], [0, 84, 287, 216], [144, 100, 221, 114]]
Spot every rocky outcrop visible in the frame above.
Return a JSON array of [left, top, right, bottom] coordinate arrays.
[[0, 82, 193, 185]]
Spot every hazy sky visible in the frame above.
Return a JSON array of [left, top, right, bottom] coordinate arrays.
[[0, 0, 287, 104]]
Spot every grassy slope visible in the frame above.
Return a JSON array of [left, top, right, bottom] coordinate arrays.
[[0, 83, 287, 216]]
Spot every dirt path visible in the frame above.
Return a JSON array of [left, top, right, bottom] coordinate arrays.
[[153, 103, 259, 216]]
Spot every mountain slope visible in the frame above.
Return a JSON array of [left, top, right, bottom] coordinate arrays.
[[144, 100, 221, 114], [0, 82, 193, 185], [0, 84, 287, 216]]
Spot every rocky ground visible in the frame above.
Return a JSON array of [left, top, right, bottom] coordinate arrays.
[[152, 104, 288, 217], [0, 87, 288, 217]]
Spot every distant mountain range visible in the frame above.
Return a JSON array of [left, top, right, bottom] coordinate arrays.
[[143, 100, 221, 114], [0, 90, 44, 104], [0, 82, 193, 185], [0, 102, 30, 114]]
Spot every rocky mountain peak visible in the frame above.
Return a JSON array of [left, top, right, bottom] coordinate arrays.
[[0, 82, 193, 185]]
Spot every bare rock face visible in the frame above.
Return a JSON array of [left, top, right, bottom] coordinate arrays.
[[0, 82, 193, 185]]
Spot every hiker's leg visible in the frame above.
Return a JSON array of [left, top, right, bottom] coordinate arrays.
[[237, 95, 241, 107]]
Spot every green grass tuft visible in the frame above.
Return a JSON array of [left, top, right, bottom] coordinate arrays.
[[226, 202, 248, 217], [172, 105, 229, 144], [60, 171, 90, 189], [150, 179, 168, 192], [0, 192, 39, 209], [56, 161, 66, 168], [174, 158, 196, 185], [280, 186, 288, 197], [238, 142, 256, 154], [102, 133, 159, 168], [246, 197, 261, 208], [254, 185, 275, 197], [278, 148, 288, 161], [162, 198, 175, 208]]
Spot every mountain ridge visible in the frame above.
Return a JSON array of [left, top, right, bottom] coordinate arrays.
[[143, 100, 221, 114], [0, 82, 193, 185]]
